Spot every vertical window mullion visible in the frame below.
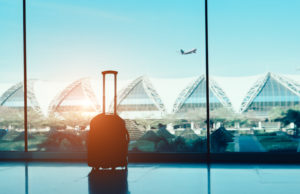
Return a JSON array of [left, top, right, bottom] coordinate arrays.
[[205, 0, 210, 159], [23, 0, 28, 152]]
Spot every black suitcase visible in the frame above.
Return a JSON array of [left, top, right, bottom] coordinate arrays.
[[87, 70, 130, 170]]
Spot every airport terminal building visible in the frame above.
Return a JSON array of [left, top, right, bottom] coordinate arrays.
[[0, 72, 299, 120]]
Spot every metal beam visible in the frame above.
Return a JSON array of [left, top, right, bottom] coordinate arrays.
[[23, 0, 28, 152], [205, 0, 210, 159]]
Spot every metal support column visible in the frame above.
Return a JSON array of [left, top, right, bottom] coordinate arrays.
[[23, 0, 28, 152], [205, 0, 210, 160]]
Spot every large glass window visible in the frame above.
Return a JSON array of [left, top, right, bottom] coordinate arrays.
[[0, 1, 24, 151], [2, 0, 299, 156], [210, 0, 300, 152], [26, 0, 206, 152]]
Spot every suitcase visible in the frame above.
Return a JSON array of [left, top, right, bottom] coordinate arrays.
[[87, 70, 130, 170]]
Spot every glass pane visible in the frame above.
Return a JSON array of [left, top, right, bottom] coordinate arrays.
[[0, 1, 24, 151], [27, 0, 206, 152], [210, 0, 300, 152]]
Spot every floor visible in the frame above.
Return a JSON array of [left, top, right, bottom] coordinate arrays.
[[1, 162, 300, 194]]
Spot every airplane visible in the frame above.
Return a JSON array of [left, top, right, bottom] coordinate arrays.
[[180, 49, 197, 55]]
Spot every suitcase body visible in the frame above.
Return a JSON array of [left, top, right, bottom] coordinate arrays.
[[87, 71, 129, 169]]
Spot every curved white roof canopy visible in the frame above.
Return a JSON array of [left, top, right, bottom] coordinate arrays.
[[0, 72, 299, 117], [114, 76, 166, 115], [48, 78, 98, 115], [213, 74, 263, 112], [239, 73, 300, 113], [173, 76, 232, 113], [0, 80, 41, 113]]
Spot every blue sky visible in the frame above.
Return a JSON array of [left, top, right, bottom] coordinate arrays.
[[0, 0, 299, 83]]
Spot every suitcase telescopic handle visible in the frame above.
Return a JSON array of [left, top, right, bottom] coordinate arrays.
[[102, 70, 118, 115]]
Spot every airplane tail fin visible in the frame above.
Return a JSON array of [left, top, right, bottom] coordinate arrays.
[[180, 49, 184, 54], [193, 49, 197, 53]]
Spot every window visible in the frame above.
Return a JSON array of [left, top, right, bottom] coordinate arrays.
[[25, 0, 206, 152], [210, 0, 300, 153], [1, 0, 300, 158], [0, 1, 24, 151]]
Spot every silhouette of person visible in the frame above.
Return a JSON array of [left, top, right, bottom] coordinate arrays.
[[88, 169, 129, 194]]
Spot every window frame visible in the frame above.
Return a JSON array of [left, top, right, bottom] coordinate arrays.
[[1, 0, 300, 163]]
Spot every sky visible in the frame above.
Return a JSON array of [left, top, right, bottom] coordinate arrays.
[[0, 0, 300, 83]]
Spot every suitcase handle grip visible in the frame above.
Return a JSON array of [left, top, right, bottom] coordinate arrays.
[[102, 70, 118, 75], [102, 70, 118, 114]]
